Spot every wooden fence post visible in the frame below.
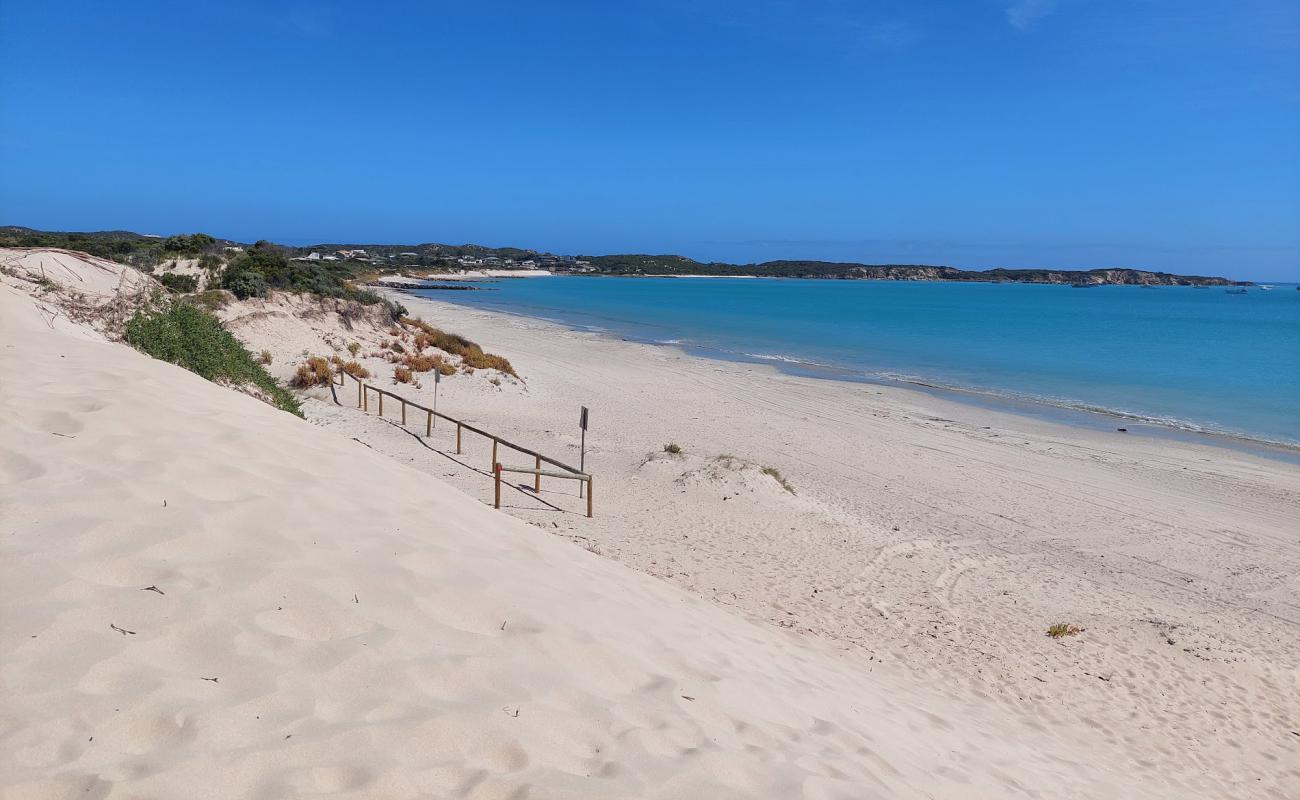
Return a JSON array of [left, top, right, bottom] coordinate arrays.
[[401, 400, 406, 425], [362, 385, 368, 412], [491, 439, 498, 471], [534, 454, 541, 492], [356, 378, 362, 408], [456, 423, 462, 454], [494, 463, 502, 509], [586, 477, 593, 518], [426, 410, 432, 437], [378, 392, 383, 418]]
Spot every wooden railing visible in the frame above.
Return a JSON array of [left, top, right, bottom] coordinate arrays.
[[332, 370, 593, 517]]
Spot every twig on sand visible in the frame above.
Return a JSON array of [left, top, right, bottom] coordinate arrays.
[[502, 706, 520, 718], [50, 431, 76, 438], [351, 437, 374, 449], [200, 676, 219, 683], [500, 620, 507, 631], [109, 624, 136, 636], [141, 585, 165, 595]]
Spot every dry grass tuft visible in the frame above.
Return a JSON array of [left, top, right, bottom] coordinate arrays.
[[290, 356, 333, 388], [761, 465, 796, 494], [1047, 623, 1083, 639], [393, 366, 414, 384], [347, 342, 361, 356], [401, 316, 517, 377], [337, 360, 370, 379], [259, 349, 273, 365]]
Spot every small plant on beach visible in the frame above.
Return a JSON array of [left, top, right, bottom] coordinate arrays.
[[259, 349, 273, 365], [390, 340, 406, 354], [347, 342, 361, 356], [336, 360, 369, 379], [290, 356, 334, 388], [1047, 623, 1082, 639], [761, 465, 796, 494], [124, 301, 301, 416], [400, 316, 518, 377], [403, 353, 441, 373], [663, 442, 683, 454], [489, 377, 501, 387], [393, 366, 414, 384]]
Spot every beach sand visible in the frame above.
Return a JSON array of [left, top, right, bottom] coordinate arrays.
[[301, 291, 1300, 798], [3, 254, 1298, 798]]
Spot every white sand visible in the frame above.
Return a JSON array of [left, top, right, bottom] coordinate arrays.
[[300, 291, 1300, 798], [2, 254, 1298, 798]]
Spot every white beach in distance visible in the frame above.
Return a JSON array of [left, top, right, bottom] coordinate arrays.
[[3, 249, 1298, 798]]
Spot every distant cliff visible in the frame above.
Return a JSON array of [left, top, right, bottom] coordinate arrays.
[[581, 256, 1239, 285]]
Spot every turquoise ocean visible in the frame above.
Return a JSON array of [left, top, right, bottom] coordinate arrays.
[[412, 278, 1300, 450]]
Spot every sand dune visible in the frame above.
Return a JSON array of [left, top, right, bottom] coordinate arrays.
[[2, 255, 1295, 798]]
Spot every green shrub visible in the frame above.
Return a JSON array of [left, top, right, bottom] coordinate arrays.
[[158, 273, 198, 293], [663, 442, 683, 454], [125, 302, 301, 416], [188, 289, 232, 311], [224, 269, 268, 299]]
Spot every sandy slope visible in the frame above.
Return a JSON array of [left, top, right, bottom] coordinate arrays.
[[285, 291, 1300, 799], [2, 264, 1180, 798]]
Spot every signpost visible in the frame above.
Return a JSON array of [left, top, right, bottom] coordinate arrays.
[[578, 406, 588, 498], [433, 369, 440, 428]]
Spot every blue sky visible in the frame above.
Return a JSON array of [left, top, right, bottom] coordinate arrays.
[[1, 1, 1296, 280]]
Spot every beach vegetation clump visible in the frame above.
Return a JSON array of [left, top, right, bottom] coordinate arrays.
[[761, 465, 796, 494], [124, 301, 301, 416], [347, 342, 361, 356], [393, 366, 414, 384], [188, 289, 231, 311], [1047, 623, 1082, 639], [158, 273, 198, 293], [217, 240, 403, 315], [290, 356, 334, 388], [338, 360, 369, 380], [259, 349, 273, 365], [401, 317, 518, 377], [403, 353, 442, 373], [663, 442, 683, 454]]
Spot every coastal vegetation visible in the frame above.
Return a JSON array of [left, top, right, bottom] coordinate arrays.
[[402, 317, 517, 377], [157, 273, 198, 293], [663, 442, 683, 454], [124, 301, 301, 416], [761, 465, 796, 494], [290, 357, 334, 388], [1047, 623, 1083, 639]]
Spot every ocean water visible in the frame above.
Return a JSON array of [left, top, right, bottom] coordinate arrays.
[[413, 278, 1300, 448]]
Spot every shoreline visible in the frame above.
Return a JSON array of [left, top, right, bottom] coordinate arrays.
[[404, 287, 1300, 463]]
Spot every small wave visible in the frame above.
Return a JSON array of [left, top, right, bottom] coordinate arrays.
[[872, 372, 1300, 449], [743, 352, 835, 368]]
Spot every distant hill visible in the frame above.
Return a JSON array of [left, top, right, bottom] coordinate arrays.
[[0, 227, 1241, 285], [581, 255, 1239, 286]]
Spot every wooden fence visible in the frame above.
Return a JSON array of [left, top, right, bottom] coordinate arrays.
[[332, 371, 593, 517]]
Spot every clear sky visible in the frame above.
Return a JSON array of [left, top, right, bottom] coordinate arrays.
[[1, 1, 1296, 280]]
